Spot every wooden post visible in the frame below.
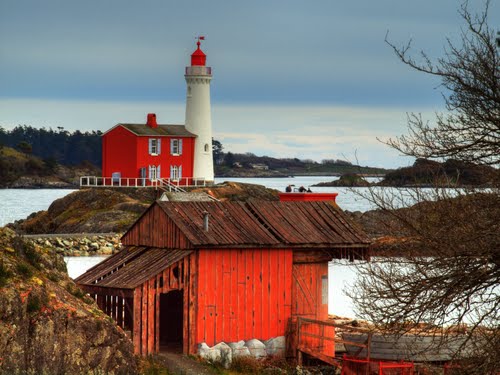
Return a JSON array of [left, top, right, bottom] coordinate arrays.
[[133, 288, 142, 355], [155, 274, 160, 353], [141, 283, 148, 355], [117, 296, 123, 328], [148, 279, 155, 354], [183, 258, 189, 354], [188, 253, 197, 354]]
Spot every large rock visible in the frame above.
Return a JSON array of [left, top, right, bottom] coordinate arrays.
[[264, 336, 286, 357], [0, 228, 137, 374], [245, 339, 267, 358], [228, 340, 251, 358]]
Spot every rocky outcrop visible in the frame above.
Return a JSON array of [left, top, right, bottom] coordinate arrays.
[[0, 228, 137, 374], [8, 188, 155, 234], [193, 181, 280, 202], [313, 174, 371, 187], [23, 234, 122, 256], [7, 183, 279, 235]]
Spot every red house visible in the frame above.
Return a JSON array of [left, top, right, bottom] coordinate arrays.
[[97, 39, 215, 187], [101, 113, 196, 185], [76, 200, 371, 360]]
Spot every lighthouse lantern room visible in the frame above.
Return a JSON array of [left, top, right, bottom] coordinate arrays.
[[99, 38, 215, 187]]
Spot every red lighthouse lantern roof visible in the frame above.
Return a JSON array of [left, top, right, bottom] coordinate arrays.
[[191, 38, 207, 66]]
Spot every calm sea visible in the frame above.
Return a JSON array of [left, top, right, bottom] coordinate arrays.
[[0, 177, 379, 318]]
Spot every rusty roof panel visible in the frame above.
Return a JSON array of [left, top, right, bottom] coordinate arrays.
[[246, 201, 371, 246], [151, 201, 370, 248], [157, 201, 281, 247], [76, 247, 192, 289]]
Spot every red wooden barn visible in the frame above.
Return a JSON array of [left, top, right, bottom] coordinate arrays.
[[75, 200, 370, 357], [101, 113, 196, 184]]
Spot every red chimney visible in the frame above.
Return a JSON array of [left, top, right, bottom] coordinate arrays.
[[146, 113, 158, 128]]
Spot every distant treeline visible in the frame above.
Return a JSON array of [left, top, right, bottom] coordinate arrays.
[[0, 125, 102, 167]]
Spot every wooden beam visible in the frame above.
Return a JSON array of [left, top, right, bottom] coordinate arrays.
[[79, 285, 134, 299], [188, 253, 198, 355], [133, 288, 142, 355], [148, 278, 155, 355], [141, 283, 148, 355]]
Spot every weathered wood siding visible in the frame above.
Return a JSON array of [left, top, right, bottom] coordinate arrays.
[[291, 261, 333, 355], [195, 248, 293, 347], [122, 204, 193, 249], [132, 254, 197, 356]]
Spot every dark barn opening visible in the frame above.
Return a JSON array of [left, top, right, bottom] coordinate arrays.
[[160, 290, 183, 352]]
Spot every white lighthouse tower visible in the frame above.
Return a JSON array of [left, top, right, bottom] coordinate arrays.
[[185, 37, 214, 182]]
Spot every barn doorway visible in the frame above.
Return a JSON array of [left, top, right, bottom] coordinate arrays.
[[159, 290, 183, 352]]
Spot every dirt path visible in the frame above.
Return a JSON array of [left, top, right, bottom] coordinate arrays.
[[154, 352, 220, 375]]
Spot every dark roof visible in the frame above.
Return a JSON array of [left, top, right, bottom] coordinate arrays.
[[146, 201, 370, 248], [75, 246, 192, 289], [117, 123, 196, 137]]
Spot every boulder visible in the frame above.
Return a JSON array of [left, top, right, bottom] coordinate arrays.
[[264, 336, 286, 357], [228, 340, 251, 358], [245, 339, 266, 358], [213, 342, 232, 368], [198, 342, 221, 363]]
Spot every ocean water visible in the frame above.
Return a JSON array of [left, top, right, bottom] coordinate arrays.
[[0, 189, 76, 227]]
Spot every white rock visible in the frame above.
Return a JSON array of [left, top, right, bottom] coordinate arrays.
[[198, 342, 221, 363], [213, 342, 232, 368], [264, 336, 286, 357], [245, 339, 266, 358], [228, 340, 251, 358]]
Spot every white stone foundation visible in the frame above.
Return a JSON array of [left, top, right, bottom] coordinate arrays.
[[197, 336, 286, 368]]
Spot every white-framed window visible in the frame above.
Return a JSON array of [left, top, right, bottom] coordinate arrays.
[[170, 165, 182, 181], [171, 139, 183, 155], [148, 165, 161, 181], [148, 138, 161, 155]]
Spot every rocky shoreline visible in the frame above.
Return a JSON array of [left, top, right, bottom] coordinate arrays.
[[22, 233, 122, 257]]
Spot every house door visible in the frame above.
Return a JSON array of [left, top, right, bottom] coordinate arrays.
[[112, 172, 121, 185], [159, 290, 183, 352]]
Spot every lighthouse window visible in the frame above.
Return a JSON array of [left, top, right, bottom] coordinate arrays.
[[204, 143, 209, 152], [170, 139, 183, 155]]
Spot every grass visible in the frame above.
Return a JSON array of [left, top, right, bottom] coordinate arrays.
[[138, 357, 173, 375]]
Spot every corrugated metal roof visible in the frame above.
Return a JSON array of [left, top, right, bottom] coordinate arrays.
[[151, 201, 370, 248], [75, 246, 192, 289], [119, 124, 196, 137]]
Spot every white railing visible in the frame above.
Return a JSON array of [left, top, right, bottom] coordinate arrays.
[[80, 176, 207, 189]]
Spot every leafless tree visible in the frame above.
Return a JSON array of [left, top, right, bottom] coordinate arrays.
[[348, 2, 500, 373], [385, 1, 500, 166]]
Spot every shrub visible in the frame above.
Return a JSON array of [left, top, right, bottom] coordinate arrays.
[[16, 262, 33, 279]]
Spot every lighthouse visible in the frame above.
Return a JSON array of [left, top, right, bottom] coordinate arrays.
[[185, 37, 214, 182]]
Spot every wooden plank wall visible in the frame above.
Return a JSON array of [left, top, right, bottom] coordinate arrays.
[[291, 262, 333, 355], [132, 255, 197, 356], [122, 204, 193, 249], [89, 292, 134, 334], [196, 248, 293, 347]]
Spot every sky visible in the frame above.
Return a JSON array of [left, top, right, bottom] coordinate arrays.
[[0, 0, 498, 168]]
